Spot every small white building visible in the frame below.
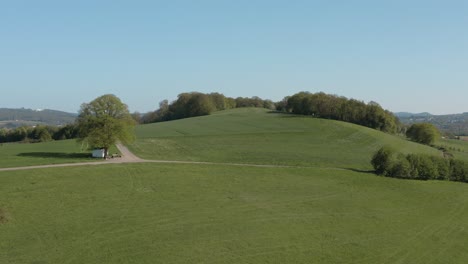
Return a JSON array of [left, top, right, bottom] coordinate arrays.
[[92, 149, 106, 158]]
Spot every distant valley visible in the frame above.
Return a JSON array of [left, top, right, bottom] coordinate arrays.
[[396, 112, 468, 136], [0, 108, 77, 129]]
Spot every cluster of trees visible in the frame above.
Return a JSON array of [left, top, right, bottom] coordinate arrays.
[[0, 124, 78, 143], [371, 146, 468, 182], [282, 92, 400, 133], [406, 123, 440, 145], [139, 91, 402, 136], [139, 92, 275, 124]]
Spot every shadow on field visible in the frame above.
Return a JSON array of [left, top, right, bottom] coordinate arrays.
[[17, 152, 91, 159], [343, 168, 376, 174]]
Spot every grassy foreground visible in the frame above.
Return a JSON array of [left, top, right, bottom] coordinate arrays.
[[130, 108, 440, 170], [1, 163, 467, 264]]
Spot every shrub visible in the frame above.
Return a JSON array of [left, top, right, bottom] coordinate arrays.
[[371, 146, 396, 175], [430, 156, 450, 180], [388, 154, 411, 179], [406, 123, 440, 145], [372, 150, 467, 183], [449, 159, 468, 182]]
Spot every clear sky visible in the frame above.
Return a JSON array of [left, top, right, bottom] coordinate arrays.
[[1, 0, 467, 114]]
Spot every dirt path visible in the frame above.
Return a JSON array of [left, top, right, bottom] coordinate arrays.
[[115, 143, 144, 162], [0, 144, 324, 172]]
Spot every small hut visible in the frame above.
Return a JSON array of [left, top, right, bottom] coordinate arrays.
[[92, 149, 106, 158]]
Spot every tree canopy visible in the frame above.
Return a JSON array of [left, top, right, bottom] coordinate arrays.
[[140, 92, 274, 124], [406, 123, 440, 145], [371, 146, 467, 183], [76, 94, 135, 157], [285, 92, 400, 133]]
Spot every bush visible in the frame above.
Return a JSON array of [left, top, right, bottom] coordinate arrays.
[[406, 123, 440, 145], [449, 159, 468, 182], [371, 148, 467, 183], [388, 154, 411, 178], [431, 156, 450, 180], [371, 146, 395, 175]]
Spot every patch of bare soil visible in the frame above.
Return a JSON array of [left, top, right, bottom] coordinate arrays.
[[0, 207, 10, 224]]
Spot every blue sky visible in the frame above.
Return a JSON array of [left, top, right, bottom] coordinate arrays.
[[1, 0, 467, 114]]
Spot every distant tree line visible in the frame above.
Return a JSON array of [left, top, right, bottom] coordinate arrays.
[[139, 92, 275, 124], [371, 146, 468, 183], [0, 124, 78, 144], [397, 112, 468, 137], [138, 91, 401, 135], [280, 92, 400, 133]]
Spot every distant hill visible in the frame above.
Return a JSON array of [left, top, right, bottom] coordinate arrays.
[[394, 112, 433, 118], [0, 108, 77, 129], [396, 112, 468, 136]]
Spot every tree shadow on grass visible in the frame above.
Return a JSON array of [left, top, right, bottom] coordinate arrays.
[[17, 152, 91, 159], [343, 168, 376, 174]]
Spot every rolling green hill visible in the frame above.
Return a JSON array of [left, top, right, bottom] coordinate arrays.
[[2, 108, 468, 264], [130, 108, 440, 170]]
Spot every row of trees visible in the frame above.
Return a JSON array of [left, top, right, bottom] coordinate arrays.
[[0, 124, 78, 143], [371, 146, 468, 182], [282, 92, 401, 133], [139, 91, 401, 135], [139, 92, 275, 124]]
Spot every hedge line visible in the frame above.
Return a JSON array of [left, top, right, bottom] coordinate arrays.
[[371, 146, 468, 182]]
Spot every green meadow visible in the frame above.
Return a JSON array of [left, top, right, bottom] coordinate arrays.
[[0, 140, 94, 168], [130, 108, 439, 169], [1, 163, 467, 263], [1, 108, 468, 263]]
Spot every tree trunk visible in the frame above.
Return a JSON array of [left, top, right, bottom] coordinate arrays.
[[104, 147, 109, 159]]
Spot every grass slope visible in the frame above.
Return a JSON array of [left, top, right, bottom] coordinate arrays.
[[1, 163, 467, 264], [131, 108, 440, 169], [438, 138, 468, 161]]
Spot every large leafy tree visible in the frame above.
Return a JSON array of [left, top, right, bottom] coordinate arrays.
[[77, 94, 135, 158], [406, 123, 440, 145]]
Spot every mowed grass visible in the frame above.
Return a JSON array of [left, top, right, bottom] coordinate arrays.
[[130, 108, 440, 169], [1, 163, 467, 264], [0, 140, 95, 168]]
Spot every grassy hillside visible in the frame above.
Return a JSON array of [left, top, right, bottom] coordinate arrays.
[[130, 108, 440, 170], [0, 140, 96, 168], [1, 108, 467, 263], [438, 138, 468, 161], [1, 163, 467, 263]]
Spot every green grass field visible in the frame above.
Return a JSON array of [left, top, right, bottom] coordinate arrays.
[[1, 108, 467, 263], [0, 140, 95, 168], [0, 140, 121, 168], [130, 108, 440, 169], [1, 163, 467, 263], [438, 138, 468, 161]]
